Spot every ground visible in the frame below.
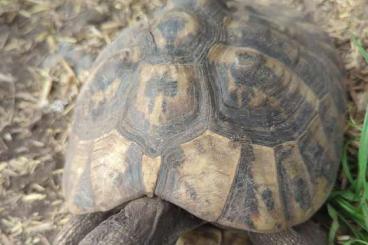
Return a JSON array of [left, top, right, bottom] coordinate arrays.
[[0, 0, 367, 244]]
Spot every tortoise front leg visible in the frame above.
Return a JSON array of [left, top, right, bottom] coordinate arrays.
[[54, 197, 204, 245]]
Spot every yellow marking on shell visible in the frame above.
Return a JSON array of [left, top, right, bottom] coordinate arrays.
[[277, 142, 314, 224], [153, 11, 200, 49], [313, 177, 330, 210], [174, 13, 199, 45], [263, 57, 320, 120], [89, 130, 142, 211], [248, 89, 267, 108], [208, 44, 261, 107], [208, 44, 264, 70], [64, 136, 93, 213], [136, 64, 197, 127], [170, 130, 241, 221], [250, 145, 284, 231], [149, 95, 164, 126], [90, 79, 121, 106], [229, 84, 245, 107], [141, 155, 161, 197]]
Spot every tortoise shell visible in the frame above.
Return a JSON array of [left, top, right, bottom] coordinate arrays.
[[63, 0, 346, 233]]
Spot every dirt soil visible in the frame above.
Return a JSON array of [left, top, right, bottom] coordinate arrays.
[[0, 0, 367, 244]]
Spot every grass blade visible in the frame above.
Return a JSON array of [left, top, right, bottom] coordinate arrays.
[[357, 106, 368, 192], [341, 141, 355, 185], [328, 204, 340, 244], [352, 36, 368, 63]]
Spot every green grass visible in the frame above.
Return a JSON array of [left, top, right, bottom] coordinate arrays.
[[327, 37, 368, 244]]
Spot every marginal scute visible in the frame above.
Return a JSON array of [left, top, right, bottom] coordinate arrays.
[[90, 130, 144, 212], [297, 117, 338, 211], [293, 52, 329, 98], [156, 130, 241, 222], [249, 145, 284, 230], [298, 117, 338, 182], [93, 21, 149, 65], [218, 144, 285, 232], [274, 142, 315, 224], [318, 95, 344, 154], [65, 130, 145, 214], [141, 155, 162, 196], [73, 48, 140, 140], [64, 136, 94, 213]]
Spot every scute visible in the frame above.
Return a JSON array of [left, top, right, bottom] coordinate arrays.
[[297, 117, 339, 185], [273, 142, 315, 225], [72, 47, 141, 140], [225, 16, 300, 67], [152, 11, 201, 55], [64, 131, 145, 214], [149, 8, 219, 63], [218, 143, 285, 232], [318, 95, 344, 154], [156, 130, 241, 222], [64, 136, 95, 213], [218, 128, 335, 232], [208, 44, 319, 145], [120, 63, 209, 156]]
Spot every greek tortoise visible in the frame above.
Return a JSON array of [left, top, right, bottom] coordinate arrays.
[[57, 0, 346, 244]]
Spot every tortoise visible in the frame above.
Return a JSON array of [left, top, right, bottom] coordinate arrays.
[[57, 0, 346, 244]]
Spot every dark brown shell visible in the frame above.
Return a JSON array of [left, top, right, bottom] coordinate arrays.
[[63, 0, 346, 233]]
